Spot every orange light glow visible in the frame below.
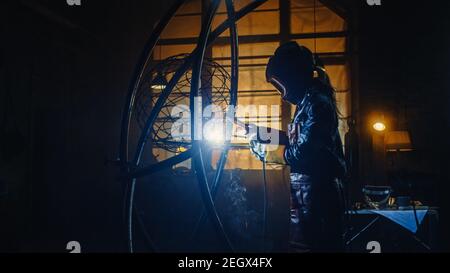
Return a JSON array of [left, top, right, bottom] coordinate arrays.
[[373, 122, 386, 132]]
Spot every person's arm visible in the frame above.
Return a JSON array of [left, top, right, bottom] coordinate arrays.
[[254, 126, 289, 146], [234, 115, 289, 146]]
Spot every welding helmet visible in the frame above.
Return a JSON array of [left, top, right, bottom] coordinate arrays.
[[266, 41, 315, 104]]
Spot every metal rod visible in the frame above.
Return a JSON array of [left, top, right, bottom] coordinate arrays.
[[190, 0, 234, 252], [190, 0, 240, 245], [121, 0, 186, 254], [346, 215, 381, 245]]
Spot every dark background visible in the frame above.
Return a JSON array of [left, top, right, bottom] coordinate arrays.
[[1, 0, 450, 252]]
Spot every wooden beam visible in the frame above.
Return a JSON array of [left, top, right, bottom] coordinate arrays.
[[158, 31, 347, 46]]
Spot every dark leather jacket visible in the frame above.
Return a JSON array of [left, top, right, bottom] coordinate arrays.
[[284, 80, 346, 178]]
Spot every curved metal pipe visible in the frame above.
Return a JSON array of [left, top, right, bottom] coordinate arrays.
[[208, 0, 268, 45], [191, 0, 240, 244], [119, 0, 185, 167], [120, 0, 186, 253], [189, 0, 234, 252], [214, 0, 239, 200]]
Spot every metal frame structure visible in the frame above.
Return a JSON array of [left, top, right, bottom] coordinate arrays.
[[118, 0, 268, 253]]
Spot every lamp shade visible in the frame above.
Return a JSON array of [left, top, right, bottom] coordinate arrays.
[[385, 130, 412, 152]]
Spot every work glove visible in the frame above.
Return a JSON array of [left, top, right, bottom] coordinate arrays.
[[249, 135, 267, 162]]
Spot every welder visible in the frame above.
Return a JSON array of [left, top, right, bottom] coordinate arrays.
[[250, 41, 347, 252]]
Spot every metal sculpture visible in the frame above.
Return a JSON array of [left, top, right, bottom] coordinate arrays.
[[118, 0, 268, 252]]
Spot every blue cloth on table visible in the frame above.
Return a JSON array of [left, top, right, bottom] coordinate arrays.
[[357, 209, 428, 233]]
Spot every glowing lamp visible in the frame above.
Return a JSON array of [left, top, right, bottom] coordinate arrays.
[[373, 122, 386, 132]]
